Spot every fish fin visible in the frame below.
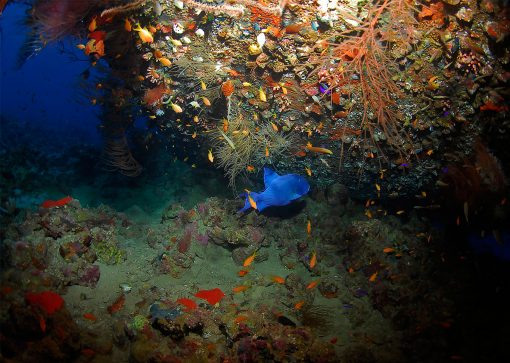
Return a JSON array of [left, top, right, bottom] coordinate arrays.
[[263, 167, 279, 187]]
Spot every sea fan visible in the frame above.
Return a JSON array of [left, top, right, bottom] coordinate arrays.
[[16, 0, 99, 68], [33, 0, 103, 41]]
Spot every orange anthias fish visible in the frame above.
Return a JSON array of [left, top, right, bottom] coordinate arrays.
[[124, 18, 132, 32], [306, 220, 311, 235], [83, 313, 97, 321], [248, 193, 257, 210], [270, 275, 285, 284], [107, 294, 126, 314], [133, 24, 154, 43], [309, 251, 317, 269], [243, 251, 257, 267], [294, 301, 305, 310], [238, 269, 249, 277], [233, 285, 250, 293], [88, 16, 97, 32], [234, 315, 248, 324], [305, 142, 333, 155], [306, 280, 319, 289], [369, 272, 378, 282]]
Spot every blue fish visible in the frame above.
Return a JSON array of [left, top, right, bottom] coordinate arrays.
[[239, 167, 310, 213]]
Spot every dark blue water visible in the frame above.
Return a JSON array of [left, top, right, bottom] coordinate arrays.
[[1, 3, 101, 146]]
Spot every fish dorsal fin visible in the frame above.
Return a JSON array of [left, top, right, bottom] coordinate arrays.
[[263, 167, 279, 187]]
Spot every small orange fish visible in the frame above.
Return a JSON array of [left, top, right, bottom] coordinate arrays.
[[38, 315, 46, 332], [306, 220, 311, 235], [309, 251, 317, 269], [243, 251, 256, 267], [133, 24, 153, 43], [246, 165, 255, 172], [305, 167, 312, 177], [83, 313, 97, 321], [305, 142, 333, 155], [76, 44, 86, 50], [233, 285, 250, 293], [201, 97, 211, 106], [234, 315, 248, 324], [158, 57, 172, 67], [124, 18, 132, 32], [208, 149, 214, 163], [107, 294, 126, 314], [369, 272, 378, 282], [247, 193, 257, 210], [88, 16, 97, 32], [238, 269, 249, 277], [294, 301, 305, 310], [265, 147, 269, 157], [306, 280, 319, 289], [271, 275, 285, 284], [383, 247, 395, 253]]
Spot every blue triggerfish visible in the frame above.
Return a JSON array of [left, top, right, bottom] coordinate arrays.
[[239, 167, 310, 213]]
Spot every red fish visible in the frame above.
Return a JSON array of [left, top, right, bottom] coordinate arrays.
[[38, 315, 46, 332], [41, 196, 73, 209], [176, 298, 197, 312], [194, 288, 225, 305], [107, 294, 125, 314], [83, 313, 97, 321], [25, 291, 64, 315]]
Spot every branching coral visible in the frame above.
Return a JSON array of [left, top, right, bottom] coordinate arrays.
[[213, 100, 293, 186]]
